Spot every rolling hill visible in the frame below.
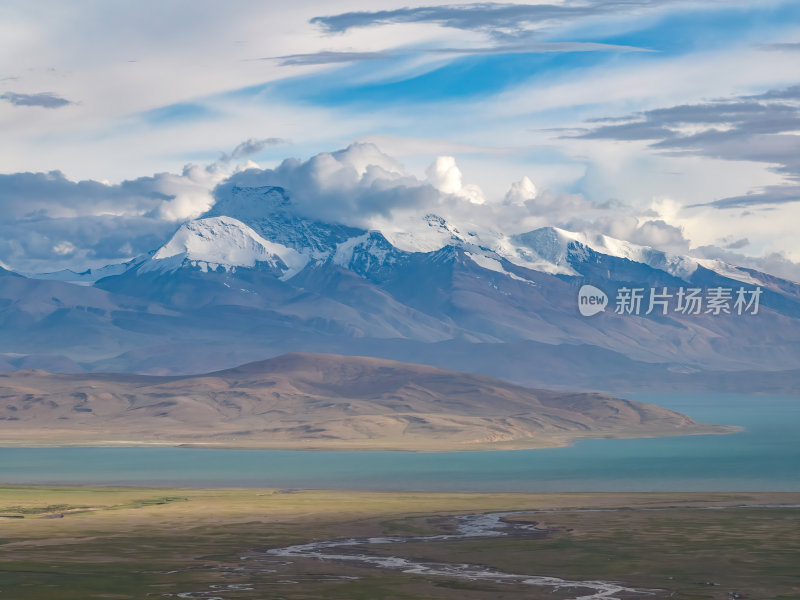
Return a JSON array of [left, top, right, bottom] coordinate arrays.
[[0, 353, 734, 450]]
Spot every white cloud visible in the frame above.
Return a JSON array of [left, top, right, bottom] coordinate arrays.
[[426, 156, 464, 194], [425, 155, 485, 204], [52, 241, 76, 256], [0, 138, 276, 272], [220, 142, 439, 226], [150, 164, 227, 221], [504, 176, 537, 205]]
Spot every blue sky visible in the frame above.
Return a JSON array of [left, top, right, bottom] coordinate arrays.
[[1, 0, 800, 278]]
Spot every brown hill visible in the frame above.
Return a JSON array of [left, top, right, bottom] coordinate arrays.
[[0, 353, 735, 450]]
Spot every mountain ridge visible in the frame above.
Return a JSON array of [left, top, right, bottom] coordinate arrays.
[[1, 184, 798, 391]]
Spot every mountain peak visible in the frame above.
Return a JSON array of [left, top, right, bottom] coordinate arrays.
[[509, 226, 704, 280], [145, 215, 307, 277], [205, 184, 363, 255], [511, 227, 583, 268], [204, 185, 290, 222]]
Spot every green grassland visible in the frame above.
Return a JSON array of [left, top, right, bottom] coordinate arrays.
[[0, 486, 798, 599]]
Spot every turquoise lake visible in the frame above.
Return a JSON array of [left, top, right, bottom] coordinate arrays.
[[1, 394, 798, 491]]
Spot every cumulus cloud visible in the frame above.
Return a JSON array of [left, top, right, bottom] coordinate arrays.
[[0, 214, 175, 274], [504, 176, 537, 205], [0, 167, 216, 222], [556, 213, 691, 254], [0, 91, 72, 108], [52, 241, 77, 256], [629, 219, 691, 251], [426, 156, 462, 194], [149, 164, 224, 220], [214, 143, 704, 262], [426, 156, 485, 204], [215, 143, 709, 269], [218, 143, 442, 225], [0, 138, 267, 272]]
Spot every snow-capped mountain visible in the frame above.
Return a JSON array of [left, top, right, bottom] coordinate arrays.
[[141, 215, 308, 279], [204, 184, 363, 255], [98, 183, 764, 290], [6, 184, 800, 392]]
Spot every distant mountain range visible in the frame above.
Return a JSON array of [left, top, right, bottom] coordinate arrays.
[[0, 353, 733, 450], [2, 184, 799, 393]]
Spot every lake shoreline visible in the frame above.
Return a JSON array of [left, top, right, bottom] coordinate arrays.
[[0, 422, 741, 452]]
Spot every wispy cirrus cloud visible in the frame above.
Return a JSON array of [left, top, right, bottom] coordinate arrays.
[[309, 1, 738, 39], [693, 186, 800, 209], [758, 41, 800, 52], [575, 84, 800, 209], [0, 91, 72, 108], [272, 51, 393, 66], [271, 41, 652, 66], [218, 137, 289, 162]]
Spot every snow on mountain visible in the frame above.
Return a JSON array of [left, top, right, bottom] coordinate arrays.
[[205, 185, 363, 256], [380, 215, 695, 280], [505, 227, 695, 280], [63, 184, 776, 293], [377, 214, 698, 281], [142, 216, 307, 278], [510, 227, 583, 270], [383, 214, 478, 252], [693, 258, 762, 286], [582, 231, 699, 281], [462, 251, 537, 283], [22, 260, 139, 286], [197, 185, 760, 286], [333, 232, 399, 268], [377, 214, 539, 281], [493, 230, 578, 276], [387, 217, 760, 286]]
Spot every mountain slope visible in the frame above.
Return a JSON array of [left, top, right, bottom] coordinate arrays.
[[0, 353, 733, 450]]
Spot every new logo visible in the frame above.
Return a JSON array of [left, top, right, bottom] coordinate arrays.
[[578, 284, 608, 317]]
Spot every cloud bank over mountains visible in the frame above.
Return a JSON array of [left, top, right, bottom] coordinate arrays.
[[2, 139, 799, 282], [0, 164, 225, 273]]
